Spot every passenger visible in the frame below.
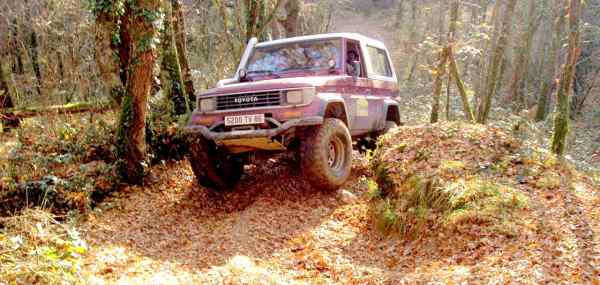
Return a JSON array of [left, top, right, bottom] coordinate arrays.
[[346, 50, 360, 76]]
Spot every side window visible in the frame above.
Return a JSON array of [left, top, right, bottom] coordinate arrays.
[[346, 41, 365, 77], [367, 46, 392, 77]]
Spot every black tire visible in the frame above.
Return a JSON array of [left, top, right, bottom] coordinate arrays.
[[357, 121, 398, 153], [300, 118, 352, 191], [187, 135, 243, 191]]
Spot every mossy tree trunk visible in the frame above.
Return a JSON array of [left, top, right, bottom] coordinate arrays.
[[551, 0, 582, 156], [448, 49, 476, 122], [160, 0, 189, 116], [476, 0, 517, 124], [171, 0, 195, 110], [115, 0, 160, 184]]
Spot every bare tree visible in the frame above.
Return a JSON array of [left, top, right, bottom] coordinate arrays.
[[506, 0, 541, 109], [476, 0, 518, 124], [535, 0, 567, 121]]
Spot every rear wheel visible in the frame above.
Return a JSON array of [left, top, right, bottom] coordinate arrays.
[[299, 118, 352, 191], [187, 135, 243, 191], [357, 121, 398, 153]]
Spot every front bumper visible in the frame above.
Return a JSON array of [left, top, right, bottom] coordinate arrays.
[[184, 116, 323, 141]]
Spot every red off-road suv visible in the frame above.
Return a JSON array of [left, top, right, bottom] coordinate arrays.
[[185, 33, 400, 191]]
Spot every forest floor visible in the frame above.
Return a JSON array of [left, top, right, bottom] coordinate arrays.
[[77, 152, 599, 284], [1, 112, 599, 284]]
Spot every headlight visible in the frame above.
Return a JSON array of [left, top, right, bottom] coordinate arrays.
[[286, 90, 303, 104], [286, 88, 315, 105], [199, 98, 215, 112]]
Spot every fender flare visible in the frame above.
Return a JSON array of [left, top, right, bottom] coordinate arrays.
[[316, 93, 351, 126]]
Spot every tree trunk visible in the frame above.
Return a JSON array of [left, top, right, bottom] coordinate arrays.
[[115, 0, 160, 183], [395, 0, 405, 28], [506, 0, 541, 109], [0, 59, 15, 109], [551, 0, 582, 156], [476, 0, 518, 124], [9, 19, 24, 75], [430, 47, 449, 123], [29, 30, 43, 96], [93, 12, 125, 106], [283, 0, 301, 37], [171, 0, 196, 109], [160, 0, 189, 116], [448, 48, 476, 122], [0, 48, 20, 130], [535, 0, 566, 122], [474, 0, 502, 107]]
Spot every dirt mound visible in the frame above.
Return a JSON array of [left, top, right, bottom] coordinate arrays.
[[369, 122, 530, 238], [367, 122, 599, 283]]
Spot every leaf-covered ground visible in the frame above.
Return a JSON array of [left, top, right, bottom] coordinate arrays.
[[68, 123, 597, 284], [1, 115, 599, 284]]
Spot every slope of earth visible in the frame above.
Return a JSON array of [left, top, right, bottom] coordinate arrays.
[[72, 125, 598, 284]]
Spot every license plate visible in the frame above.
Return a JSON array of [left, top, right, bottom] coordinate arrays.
[[224, 114, 265, 126]]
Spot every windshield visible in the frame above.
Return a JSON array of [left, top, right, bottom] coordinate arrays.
[[246, 39, 341, 75]]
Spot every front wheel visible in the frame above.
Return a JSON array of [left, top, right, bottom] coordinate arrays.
[[299, 118, 352, 191], [187, 135, 243, 191]]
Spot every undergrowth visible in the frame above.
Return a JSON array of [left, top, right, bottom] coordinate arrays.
[[0, 209, 87, 284], [0, 113, 118, 217]]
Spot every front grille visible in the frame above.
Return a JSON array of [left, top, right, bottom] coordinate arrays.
[[216, 90, 283, 111]]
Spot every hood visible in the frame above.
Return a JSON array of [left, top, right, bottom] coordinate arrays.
[[201, 76, 347, 97]]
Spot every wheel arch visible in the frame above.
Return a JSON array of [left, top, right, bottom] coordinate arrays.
[[318, 95, 350, 126], [383, 100, 401, 125]]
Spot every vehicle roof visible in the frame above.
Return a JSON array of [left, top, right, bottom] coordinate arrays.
[[255, 33, 388, 50]]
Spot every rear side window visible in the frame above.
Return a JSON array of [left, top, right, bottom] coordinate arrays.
[[367, 46, 392, 77]]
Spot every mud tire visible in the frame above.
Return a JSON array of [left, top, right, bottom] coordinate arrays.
[[187, 135, 243, 191], [300, 118, 352, 191], [357, 121, 398, 153]]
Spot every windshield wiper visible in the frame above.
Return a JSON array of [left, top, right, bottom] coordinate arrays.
[[248, 70, 281, 78]]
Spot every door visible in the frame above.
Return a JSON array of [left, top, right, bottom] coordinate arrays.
[[344, 40, 373, 135], [364, 45, 395, 131]]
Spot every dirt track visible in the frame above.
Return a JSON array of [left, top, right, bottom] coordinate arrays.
[[81, 158, 399, 284]]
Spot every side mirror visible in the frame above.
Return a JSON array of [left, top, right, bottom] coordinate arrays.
[[238, 68, 248, 81], [352, 61, 361, 79]]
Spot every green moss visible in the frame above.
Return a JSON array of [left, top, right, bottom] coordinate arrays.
[[159, 0, 189, 116]]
